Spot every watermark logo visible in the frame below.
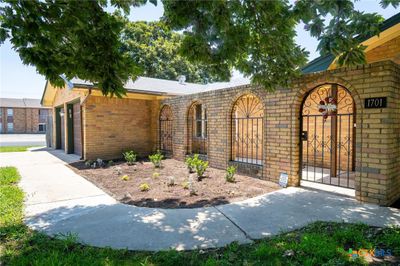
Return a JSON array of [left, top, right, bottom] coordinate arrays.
[[347, 248, 392, 259]]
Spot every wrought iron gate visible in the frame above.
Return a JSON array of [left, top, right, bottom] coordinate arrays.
[[159, 105, 173, 154], [301, 84, 355, 189], [232, 94, 264, 165]]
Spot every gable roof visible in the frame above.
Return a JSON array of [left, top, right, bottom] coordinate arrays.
[[302, 12, 400, 74], [0, 98, 45, 108]]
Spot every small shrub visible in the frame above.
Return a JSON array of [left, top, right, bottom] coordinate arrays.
[[139, 183, 150, 191], [185, 155, 199, 173], [96, 158, 105, 168], [107, 160, 114, 167], [149, 150, 163, 168], [194, 159, 208, 179], [123, 150, 137, 165], [181, 181, 189, 189], [167, 176, 175, 186], [84, 160, 93, 168], [121, 175, 129, 181], [225, 165, 237, 183], [152, 172, 160, 178]]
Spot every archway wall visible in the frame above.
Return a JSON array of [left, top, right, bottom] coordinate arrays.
[[162, 60, 400, 206], [288, 60, 400, 206]]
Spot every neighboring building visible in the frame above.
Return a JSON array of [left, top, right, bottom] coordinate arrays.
[[0, 98, 50, 134], [41, 13, 400, 206]]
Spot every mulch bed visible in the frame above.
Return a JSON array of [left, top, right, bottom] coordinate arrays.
[[68, 158, 280, 209]]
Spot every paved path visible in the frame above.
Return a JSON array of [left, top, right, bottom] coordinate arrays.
[[0, 134, 46, 146], [0, 149, 399, 251]]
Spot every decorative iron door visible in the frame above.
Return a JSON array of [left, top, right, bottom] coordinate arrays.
[[301, 84, 355, 189], [159, 106, 173, 154]]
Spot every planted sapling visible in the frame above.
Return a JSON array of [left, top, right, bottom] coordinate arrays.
[[225, 165, 237, 183], [149, 150, 163, 168]]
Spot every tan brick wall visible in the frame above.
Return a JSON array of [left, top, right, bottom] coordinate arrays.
[[163, 60, 400, 206], [366, 36, 400, 64], [83, 95, 160, 160]]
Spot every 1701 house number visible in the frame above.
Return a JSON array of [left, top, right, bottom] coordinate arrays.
[[364, 97, 387, 109]]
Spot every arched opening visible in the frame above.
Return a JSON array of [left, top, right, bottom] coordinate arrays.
[[159, 105, 173, 155], [187, 102, 207, 155], [300, 84, 356, 188], [231, 94, 264, 165]]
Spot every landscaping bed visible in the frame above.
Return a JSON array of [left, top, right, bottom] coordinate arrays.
[[1, 166, 399, 265], [68, 158, 280, 208]]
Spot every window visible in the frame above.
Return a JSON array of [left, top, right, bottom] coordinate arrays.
[[39, 109, 48, 123], [38, 124, 46, 132], [7, 123, 13, 133], [188, 103, 207, 155], [0, 109, 2, 133], [7, 109, 13, 132], [195, 104, 207, 138]]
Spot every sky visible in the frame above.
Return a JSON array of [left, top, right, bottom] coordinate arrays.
[[0, 1, 398, 99]]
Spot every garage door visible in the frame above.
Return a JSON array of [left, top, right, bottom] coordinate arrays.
[[73, 103, 82, 156]]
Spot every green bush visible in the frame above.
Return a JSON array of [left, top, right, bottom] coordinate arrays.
[[185, 154, 199, 173], [123, 150, 137, 165], [149, 150, 163, 168], [225, 165, 237, 183], [194, 158, 208, 179]]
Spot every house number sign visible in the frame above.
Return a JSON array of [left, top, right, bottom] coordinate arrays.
[[364, 97, 387, 109]]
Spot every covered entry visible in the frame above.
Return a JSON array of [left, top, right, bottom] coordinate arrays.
[[301, 84, 355, 189], [55, 103, 82, 156]]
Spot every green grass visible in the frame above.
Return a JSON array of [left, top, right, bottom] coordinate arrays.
[[0, 166, 399, 265], [0, 146, 38, 153]]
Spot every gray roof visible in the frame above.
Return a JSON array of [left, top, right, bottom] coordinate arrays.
[[0, 98, 45, 108], [70, 76, 250, 96]]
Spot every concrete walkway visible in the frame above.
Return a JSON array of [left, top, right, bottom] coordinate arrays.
[[0, 149, 399, 251]]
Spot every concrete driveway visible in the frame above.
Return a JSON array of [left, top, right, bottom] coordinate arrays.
[[0, 149, 399, 251], [0, 134, 46, 146]]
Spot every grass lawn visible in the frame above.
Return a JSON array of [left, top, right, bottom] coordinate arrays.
[[0, 146, 38, 153], [0, 166, 399, 265]]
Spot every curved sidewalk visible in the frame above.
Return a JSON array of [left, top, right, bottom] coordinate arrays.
[[0, 148, 399, 251]]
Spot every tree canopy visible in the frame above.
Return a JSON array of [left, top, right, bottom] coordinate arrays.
[[1, 0, 399, 96], [121, 21, 225, 83], [162, 0, 399, 90]]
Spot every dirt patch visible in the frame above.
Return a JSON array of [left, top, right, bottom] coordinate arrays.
[[68, 159, 280, 209]]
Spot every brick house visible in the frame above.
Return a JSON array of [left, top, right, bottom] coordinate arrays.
[[0, 98, 50, 134], [41, 13, 400, 206]]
